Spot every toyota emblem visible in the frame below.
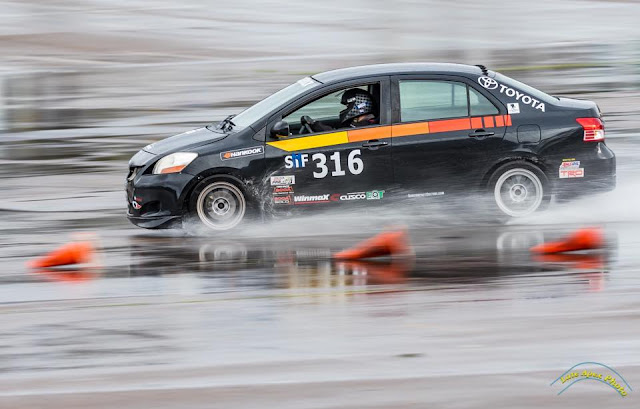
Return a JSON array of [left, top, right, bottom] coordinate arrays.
[[478, 76, 498, 90]]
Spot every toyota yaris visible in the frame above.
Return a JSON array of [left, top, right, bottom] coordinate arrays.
[[126, 63, 616, 230]]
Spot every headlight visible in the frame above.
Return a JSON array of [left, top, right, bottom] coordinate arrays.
[[153, 152, 198, 174]]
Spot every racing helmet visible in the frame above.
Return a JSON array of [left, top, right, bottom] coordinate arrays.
[[339, 88, 375, 124]]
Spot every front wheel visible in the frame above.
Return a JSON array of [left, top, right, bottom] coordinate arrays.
[[188, 179, 247, 231], [488, 161, 550, 218]]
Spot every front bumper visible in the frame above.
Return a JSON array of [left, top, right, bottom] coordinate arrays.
[[127, 214, 182, 229], [126, 172, 196, 229]]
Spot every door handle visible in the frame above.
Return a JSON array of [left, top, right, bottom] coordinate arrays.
[[468, 129, 495, 138], [362, 140, 389, 149]]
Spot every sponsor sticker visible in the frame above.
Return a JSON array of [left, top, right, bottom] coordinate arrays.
[[507, 103, 520, 114], [270, 175, 295, 186], [273, 195, 293, 205], [220, 146, 264, 161], [294, 194, 330, 204], [560, 160, 581, 169], [408, 192, 444, 198], [366, 190, 384, 200], [559, 160, 584, 178], [330, 192, 366, 201], [478, 76, 546, 112], [273, 186, 294, 194], [326, 190, 385, 202]]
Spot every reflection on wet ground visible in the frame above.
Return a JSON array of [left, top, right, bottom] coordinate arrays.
[[5, 225, 619, 302]]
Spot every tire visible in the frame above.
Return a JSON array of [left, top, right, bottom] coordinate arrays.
[[487, 161, 550, 218], [187, 178, 248, 231]]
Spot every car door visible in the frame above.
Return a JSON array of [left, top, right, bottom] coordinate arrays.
[[390, 75, 508, 198], [265, 77, 392, 208]]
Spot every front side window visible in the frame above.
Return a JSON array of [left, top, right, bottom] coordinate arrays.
[[399, 80, 468, 122], [282, 83, 380, 136]]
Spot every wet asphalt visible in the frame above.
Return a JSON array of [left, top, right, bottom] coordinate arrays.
[[2, 0, 640, 407]]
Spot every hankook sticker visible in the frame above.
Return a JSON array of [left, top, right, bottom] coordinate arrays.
[[221, 146, 264, 161]]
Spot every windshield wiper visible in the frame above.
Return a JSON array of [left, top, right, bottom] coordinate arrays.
[[217, 115, 236, 132]]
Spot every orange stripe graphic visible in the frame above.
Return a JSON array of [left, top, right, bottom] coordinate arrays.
[[505, 115, 512, 126], [347, 126, 391, 142], [392, 122, 429, 137], [429, 118, 471, 133], [495, 115, 504, 127], [471, 117, 483, 129], [483, 116, 494, 128]]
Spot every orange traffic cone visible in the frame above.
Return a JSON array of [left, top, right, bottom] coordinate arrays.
[[333, 229, 413, 260], [27, 241, 95, 269], [530, 227, 604, 254]]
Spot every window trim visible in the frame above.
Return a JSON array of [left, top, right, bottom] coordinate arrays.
[[267, 76, 390, 141], [391, 74, 504, 125]]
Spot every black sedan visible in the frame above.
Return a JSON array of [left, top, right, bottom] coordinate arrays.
[[126, 63, 616, 230]]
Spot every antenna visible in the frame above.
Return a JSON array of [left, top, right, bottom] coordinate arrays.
[[475, 64, 488, 75]]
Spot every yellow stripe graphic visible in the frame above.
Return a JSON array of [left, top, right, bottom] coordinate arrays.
[[267, 131, 348, 152]]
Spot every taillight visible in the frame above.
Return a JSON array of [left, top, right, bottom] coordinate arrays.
[[576, 117, 605, 142]]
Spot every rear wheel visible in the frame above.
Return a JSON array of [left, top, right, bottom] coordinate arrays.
[[189, 179, 247, 231], [488, 161, 550, 218]]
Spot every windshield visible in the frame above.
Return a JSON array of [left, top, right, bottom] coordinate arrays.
[[494, 73, 558, 103], [231, 77, 321, 128]]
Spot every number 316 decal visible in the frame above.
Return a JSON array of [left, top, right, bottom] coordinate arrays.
[[284, 149, 364, 179]]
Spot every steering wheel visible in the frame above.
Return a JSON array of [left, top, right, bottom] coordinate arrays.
[[299, 115, 315, 135]]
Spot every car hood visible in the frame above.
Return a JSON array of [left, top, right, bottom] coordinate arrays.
[[142, 127, 227, 156]]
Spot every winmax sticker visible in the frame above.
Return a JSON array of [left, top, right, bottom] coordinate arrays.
[[294, 194, 330, 204], [220, 146, 264, 161], [478, 76, 546, 112]]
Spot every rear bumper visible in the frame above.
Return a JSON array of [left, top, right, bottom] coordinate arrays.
[[551, 142, 616, 197]]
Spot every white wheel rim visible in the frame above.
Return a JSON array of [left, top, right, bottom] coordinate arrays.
[[494, 168, 543, 217], [196, 181, 246, 230]]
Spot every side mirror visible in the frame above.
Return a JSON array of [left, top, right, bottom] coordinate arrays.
[[270, 121, 290, 139]]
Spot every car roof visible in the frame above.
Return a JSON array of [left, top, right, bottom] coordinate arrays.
[[312, 63, 487, 84]]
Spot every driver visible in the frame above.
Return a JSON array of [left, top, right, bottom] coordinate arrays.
[[339, 88, 377, 128]]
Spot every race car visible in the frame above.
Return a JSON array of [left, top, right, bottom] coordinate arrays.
[[126, 63, 616, 231]]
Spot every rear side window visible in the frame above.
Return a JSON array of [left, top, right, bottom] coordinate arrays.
[[399, 81, 467, 122], [469, 87, 499, 116]]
